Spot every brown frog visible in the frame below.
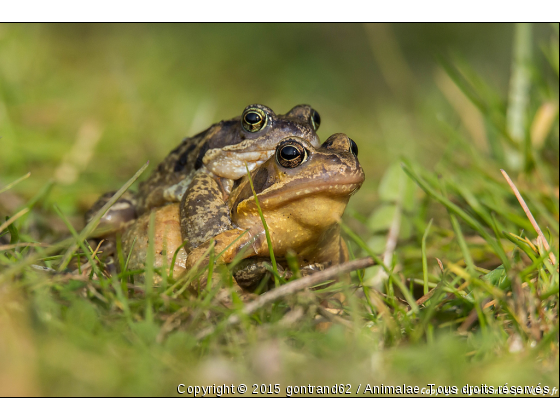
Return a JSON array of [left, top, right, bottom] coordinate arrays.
[[87, 104, 322, 234], [122, 133, 364, 291]]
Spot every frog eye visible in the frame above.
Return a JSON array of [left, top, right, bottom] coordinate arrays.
[[310, 109, 321, 131], [349, 138, 358, 157], [242, 107, 268, 132], [276, 141, 308, 168]]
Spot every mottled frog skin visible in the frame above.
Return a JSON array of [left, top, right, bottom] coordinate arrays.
[[184, 133, 364, 290], [87, 104, 321, 233], [122, 133, 364, 291]]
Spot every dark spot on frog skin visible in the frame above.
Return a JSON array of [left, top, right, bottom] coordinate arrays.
[[170, 141, 187, 155], [252, 167, 274, 194], [194, 142, 210, 170], [173, 144, 197, 172], [232, 178, 243, 190]]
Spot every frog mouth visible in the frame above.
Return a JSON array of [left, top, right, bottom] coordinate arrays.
[[255, 176, 364, 207]]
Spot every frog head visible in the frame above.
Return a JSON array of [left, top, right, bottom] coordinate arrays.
[[228, 133, 364, 259], [203, 104, 322, 179]]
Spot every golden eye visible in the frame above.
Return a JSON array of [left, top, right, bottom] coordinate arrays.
[[310, 109, 321, 131], [242, 108, 268, 132], [276, 140, 308, 168]]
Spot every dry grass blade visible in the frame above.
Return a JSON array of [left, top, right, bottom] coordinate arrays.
[[196, 256, 375, 339], [0, 172, 31, 195], [0, 242, 50, 251], [501, 169, 556, 265], [0, 208, 29, 233], [316, 306, 354, 330]]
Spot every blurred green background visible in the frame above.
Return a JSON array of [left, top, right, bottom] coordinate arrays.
[[1, 24, 558, 397], [0, 23, 554, 217]]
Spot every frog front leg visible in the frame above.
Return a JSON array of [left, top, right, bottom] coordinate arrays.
[[180, 169, 234, 253], [180, 170, 271, 291]]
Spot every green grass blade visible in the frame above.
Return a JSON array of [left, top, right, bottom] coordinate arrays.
[[58, 161, 149, 271], [0, 172, 30, 195], [245, 164, 279, 285], [401, 161, 509, 269], [421, 219, 433, 295]]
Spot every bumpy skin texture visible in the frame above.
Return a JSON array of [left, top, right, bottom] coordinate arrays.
[[120, 134, 363, 290], [84, 190, 137, 235], [87, 104, 322, 234], [121, 203, 187, 280], [137, 103, 321, 213], [180, 169, 232, 253], [184, 133, 365, 291]]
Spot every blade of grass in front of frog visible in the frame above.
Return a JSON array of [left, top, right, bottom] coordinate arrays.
[[169, 244, 215, 298], [285, 250, 301, 280], [253, 269, 273, 295], [52, 204, 103, 278], [110, 273, 132, 323], [123, 236, 137, 273], [169, 239, 188, 279], [159, 228, 170, 291], [121, 235, 138, 291], [421, 218, 433, 296], [144, 211, 156, 324], [0, 172, 30, 195], [218, 230, 250, 266], [189, 270, 237, 328], [58, 160, 149, 271], [115, 232, 125, 273], [245, 164, 279, 285], [347, 241, 376, 316], [401, 161, 510, 269], [205, 240, 215, 293]]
